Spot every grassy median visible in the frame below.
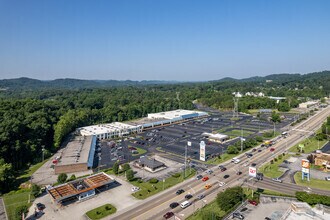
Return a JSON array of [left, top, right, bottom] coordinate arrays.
[[86, 204, 116, 220], [294, 172, 330, 191], [258, 154, 290, 178], [131, 169, 196, 199]]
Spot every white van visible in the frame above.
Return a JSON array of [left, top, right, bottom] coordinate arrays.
[[180, 201, 191, 209], [231, 157, 240, 164]]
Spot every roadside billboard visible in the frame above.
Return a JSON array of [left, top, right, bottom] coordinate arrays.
[[200, 141, 206, 161], [249, 166, 257, 177]]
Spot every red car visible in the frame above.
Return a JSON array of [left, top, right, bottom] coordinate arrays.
[[248, 200, 258, 206], [202, 176, 209, 182], [163, 212, 174, 219], [270, 148, 275, 152]]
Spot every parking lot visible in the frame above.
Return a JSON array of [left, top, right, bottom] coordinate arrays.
[[95, 110, 296, 170]]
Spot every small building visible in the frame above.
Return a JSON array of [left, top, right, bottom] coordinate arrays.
[[47, 172, 115, 204], [299, 101, 319, 109], [54, 135, 96, 174], [202, 132, 229, 143], [314, 152, 330, 170], [133, 156, 166, 172]]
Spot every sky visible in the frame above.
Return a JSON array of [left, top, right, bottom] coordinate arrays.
[[0, 0, 330, 81]]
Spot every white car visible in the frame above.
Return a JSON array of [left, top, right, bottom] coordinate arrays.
[[205, 169, 213, 174], [325, 177, 330, 181], [219, 182, 226, 187], [131, 186, 140, 192], [243, 162, 249, 167]]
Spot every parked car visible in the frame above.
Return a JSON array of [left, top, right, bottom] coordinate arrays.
[[224, 174, 230, 179], [272, 178, 282, 183], [36, 203, 45, 211], [176, 189, 185, 195], [204, 184, 212, 189], [202, 176, 209, 182], [248, 200, 258, 206], [169, 202, 179, 209], [131, 186, 140, 192], [325, 177, 330, 181], [233, 212, 244, 219], [163, 212, 174, 219], [196, 174, 203, 180], [185, 194, 193, 199]]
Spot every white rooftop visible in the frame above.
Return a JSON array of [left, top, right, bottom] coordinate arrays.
[[148, 109, 206, 120], [79, 122, 141, 136], [202, 132, 229, 140]]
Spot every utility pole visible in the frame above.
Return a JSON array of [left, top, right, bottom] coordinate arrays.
[[241, 129, 244, 152], [42, 145, 45, 162], [184, 142, 188, 178], [273, 122, 276, 137]]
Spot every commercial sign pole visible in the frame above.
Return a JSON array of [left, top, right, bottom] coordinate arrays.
[[301, 159, 310, 181], [248, 166, 257, 177], [200, 141, 206, 161]]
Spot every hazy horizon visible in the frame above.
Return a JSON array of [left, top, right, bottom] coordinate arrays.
[[1, 0, 330, 81]]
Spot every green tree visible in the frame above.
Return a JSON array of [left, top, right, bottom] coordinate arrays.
[[0, 159, 14, 193], [217, 186, 244, 211], [113, 162, 119, 175], [31, 184, 41, 197], [68, 174, 76, 181], [122, 163, 130, 172], [126, 169, 134, 181], [271, 111, 281, 123], [57, 173, 68, 184], [226, 145, 239, 154]]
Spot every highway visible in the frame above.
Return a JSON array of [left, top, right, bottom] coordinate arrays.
[[110, 106, 330, 220]]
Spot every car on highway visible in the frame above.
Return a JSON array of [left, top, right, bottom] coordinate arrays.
[[219, 182, 226, 187], [197, 194, 205, 200], [251, 163, 257, 167], [196, 174, 203, 180], [325, 177, 330, 181], [248, 200, 258, 206], [252, 149, 257, 152], [163, 212, 174, 219], [224, 174, 230, 179], [218, 165, 227, 171], [236, 171, 242, 175], [270, 148, 275, 152], [204, 184, 212, 189], [243, 162, 249, 167], [258, 149, 262, 152], [131, 186, 140, 192], [169, 202, 179, 209], [245, 153, 253, 158], [205, 169, 213, 174], [232, 157, 240, 164], [202, 176, 209, 182], [185, 194, 193, 199], [176, 189, 185, 195], [272, 178, 282, 183], [180, 201, 191, 209]]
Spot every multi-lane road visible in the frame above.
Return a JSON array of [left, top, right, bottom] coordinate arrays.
[[111, 106, 330, 220]]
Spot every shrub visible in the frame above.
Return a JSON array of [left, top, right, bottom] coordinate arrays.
[[15, 205, 28, 220], [105, 206, 111, 210], [68, 174, 76, 182], [126, 169, 134, 181], [149, 178, 159, 184], [31, 184, 41, 197], [113, 162, 119, 175], [57, 173, 67, 184], [270, 160, 274, 164], [278, 155, 282, 160], [274, 158, 278, 162], [172, 173, 181, 178], [137, 179, 143, 183]]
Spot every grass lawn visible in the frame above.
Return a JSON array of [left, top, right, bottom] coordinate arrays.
[[155, 147, 165, 152], [206, 153, 236, 165], [3, 189, 33, 220], [86, 204, 116, 220], [131, 169, 196, 199], [261, 189, 294, 197], [187, 199, 226, 220], [294, 172, 330, 191], [132, 147, 147, 156], [259, 154, 291, 178], [289, 137, 327, 153]]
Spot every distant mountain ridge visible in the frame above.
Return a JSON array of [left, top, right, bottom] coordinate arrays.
[[0, 70, 329, 90]]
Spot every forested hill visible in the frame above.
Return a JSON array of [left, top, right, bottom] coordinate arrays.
[[0, 77, 180, 90], [1, 70, 329, 91]]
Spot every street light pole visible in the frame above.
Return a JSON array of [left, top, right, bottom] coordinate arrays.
[[42, 145, 45, 162]]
